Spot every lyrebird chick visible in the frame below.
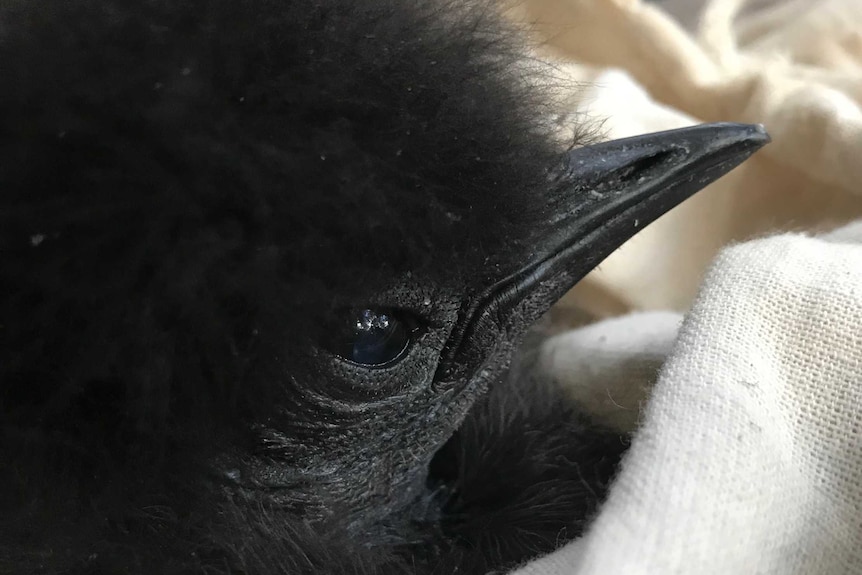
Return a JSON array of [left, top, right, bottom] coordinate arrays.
[[0, 0, 768, 574]]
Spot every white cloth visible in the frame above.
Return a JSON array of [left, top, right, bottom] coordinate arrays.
[[502, 0, 862, 318], [515, 222, 862, 574], [496, 0, 862, 572]]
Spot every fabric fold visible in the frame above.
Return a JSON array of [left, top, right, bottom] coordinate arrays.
[[520, 222, 862, 575], [507, 1, 862, 572], [506, 0, 862, 318]]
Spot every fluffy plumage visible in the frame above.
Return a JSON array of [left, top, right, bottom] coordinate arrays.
[[0, 1, 625, 573]]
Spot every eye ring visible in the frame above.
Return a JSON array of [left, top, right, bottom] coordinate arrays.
[[330, 308, 421, 368]]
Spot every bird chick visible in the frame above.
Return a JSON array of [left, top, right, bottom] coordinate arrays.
[[0, 0, 768, 573]]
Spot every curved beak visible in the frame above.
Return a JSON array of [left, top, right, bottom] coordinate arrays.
[[438, 122, 771, 381]]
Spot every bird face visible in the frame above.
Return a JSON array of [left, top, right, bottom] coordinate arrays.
[[0, 0, 769, 570], [229, 124, 771, 534]]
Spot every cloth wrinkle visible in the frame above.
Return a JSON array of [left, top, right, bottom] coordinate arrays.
[[509, 0, 862, 573]]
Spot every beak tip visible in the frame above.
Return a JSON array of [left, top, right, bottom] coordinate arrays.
[[719, 121, 771, 149], [748, 122, 771, 144]]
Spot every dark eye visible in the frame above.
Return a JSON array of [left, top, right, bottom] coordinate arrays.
[[331, 308, 418, 367]]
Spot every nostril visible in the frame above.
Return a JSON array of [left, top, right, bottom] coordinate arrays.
[[612, 149, 676, 184]]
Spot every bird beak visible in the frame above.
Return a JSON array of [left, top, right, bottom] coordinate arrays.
[[438, 122, 770, 383]]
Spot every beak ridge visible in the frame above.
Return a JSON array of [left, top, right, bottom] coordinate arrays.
[[542, 122, 771, 274], [437, 122, 770, 383]]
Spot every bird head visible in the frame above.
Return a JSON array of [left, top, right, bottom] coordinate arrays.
[[0, 0, 769, 570]]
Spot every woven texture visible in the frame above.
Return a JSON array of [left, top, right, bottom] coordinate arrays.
[[502, 1, 862, 571], [497, 0, 862, 571], [516, 223, 862, 574]]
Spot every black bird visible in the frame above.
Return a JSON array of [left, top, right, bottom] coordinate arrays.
[[0, 1, 768, 573]]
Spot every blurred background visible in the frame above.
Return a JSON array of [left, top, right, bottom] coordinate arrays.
[[502, 0, 862, 322]]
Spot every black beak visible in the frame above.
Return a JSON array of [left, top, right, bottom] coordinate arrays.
[[437, 122, 770, 383]]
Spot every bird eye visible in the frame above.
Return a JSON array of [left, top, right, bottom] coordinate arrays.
[[331, 308, 418, 367]]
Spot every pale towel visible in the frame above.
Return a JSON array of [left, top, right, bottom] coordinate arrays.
[[504, 0, 862, 573], [506, 0, 862, 316], [519, 222, 862, 575]]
